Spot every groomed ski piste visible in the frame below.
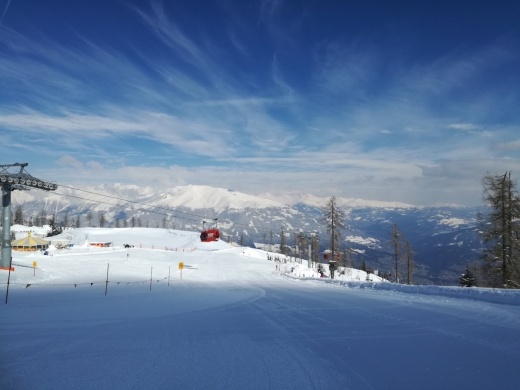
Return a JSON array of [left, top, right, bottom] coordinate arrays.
[[2, 226, 520, 390]]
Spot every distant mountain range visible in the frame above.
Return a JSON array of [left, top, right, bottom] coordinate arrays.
[[11, 184, 485, 285]]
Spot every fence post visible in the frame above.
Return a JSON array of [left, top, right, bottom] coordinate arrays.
[[4, 257, 12, 304], [105, 263, 110, 296]]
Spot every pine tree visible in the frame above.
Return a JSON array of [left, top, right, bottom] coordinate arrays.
[[47, 214, 62, 237], [459, 267, 476, 287], [480, 172, 520, 288]]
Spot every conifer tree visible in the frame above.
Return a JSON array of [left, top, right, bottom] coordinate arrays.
[[459, 267, 476, 287], [480, 172, 520, 288]]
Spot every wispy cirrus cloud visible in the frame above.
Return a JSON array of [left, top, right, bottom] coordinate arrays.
[[1, 0, 519, 206]]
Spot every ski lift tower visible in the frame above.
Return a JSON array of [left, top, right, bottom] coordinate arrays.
[[0, 163, 57, 270]]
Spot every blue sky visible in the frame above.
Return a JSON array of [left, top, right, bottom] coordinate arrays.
[[1, 0, 519, 206]]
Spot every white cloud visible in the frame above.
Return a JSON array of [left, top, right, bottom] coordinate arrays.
[[495, 139, 520, 151], [448, 123, 478, 131], [1, 3, 518, 208]]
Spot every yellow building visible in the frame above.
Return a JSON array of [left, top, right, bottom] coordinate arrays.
[[12, 232, 50, 252]]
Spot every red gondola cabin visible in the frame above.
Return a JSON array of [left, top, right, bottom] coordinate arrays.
[[200, 228, 220, 242]]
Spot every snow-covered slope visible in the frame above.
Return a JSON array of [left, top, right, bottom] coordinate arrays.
[[1, 226, 519, 390], [155, 185, 285, 211], [260, 192, 417, 209]]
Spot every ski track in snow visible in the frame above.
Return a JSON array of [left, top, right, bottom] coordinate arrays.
[[1, 227, 520, 389]]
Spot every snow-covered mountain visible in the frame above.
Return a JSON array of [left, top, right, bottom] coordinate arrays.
[[260, 192, 416, 209], [156, 185, 286, 211], [10, 183, 483, 285]]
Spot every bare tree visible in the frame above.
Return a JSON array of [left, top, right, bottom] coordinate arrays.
[[322, 196, 346, 258], [62, 212, 69, 228], [279, 226, 287, 255], [404, 240, 415, 285], [38, 208, 46, 227], [391, 223, 401, 283], [14, 205, 23, 225], [99, 211, 106, 228], [341, 248, 354, 269], [86, 211, 93, 227], [295, 232, 307, 261], [390, 223, 415, 284], [311, 235, 320, 264]]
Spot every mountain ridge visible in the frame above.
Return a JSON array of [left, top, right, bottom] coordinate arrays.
[[10, 183, 483, 285]]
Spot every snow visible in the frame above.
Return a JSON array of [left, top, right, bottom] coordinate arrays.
[[261, 192, 417, 209], [2, 227, 520, 389], [154, 185, 285, 211], [21, 184, 287, 215], [346, 235, 381, 248], [439, 217, 468, 227]]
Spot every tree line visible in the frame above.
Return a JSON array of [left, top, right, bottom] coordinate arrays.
[[8, 207, 174, 232], [322, 171, 520, 289]]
